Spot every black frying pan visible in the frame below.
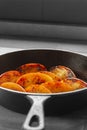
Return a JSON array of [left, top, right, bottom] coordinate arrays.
[[0, 49, 87, 130]]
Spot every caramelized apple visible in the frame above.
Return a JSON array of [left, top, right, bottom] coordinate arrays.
[[40, 71, 60, 81], [25, 84, 51, 93], [41, 78, 87, 93], [0, 70, 21, 85], [0, 63, 86, 94], [50, 65, 76, 80], [16, 63, 47, 74], [65, 78, 87, 89], [1, 82, 25, 92], [16, 72, 53, 88]]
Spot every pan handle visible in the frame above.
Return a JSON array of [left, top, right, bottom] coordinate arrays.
[[22, 95, 51, 130]]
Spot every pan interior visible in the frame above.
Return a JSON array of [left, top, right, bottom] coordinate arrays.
[[0, 49, 87, 95]]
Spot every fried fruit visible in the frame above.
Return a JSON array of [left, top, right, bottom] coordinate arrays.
[[25, 84, 51, 93], [16, 72, 53, 88], [41, 78, 86, 93], [0, 70, 21, 85], [65, 78, 87, 89], [40, 71, 60, 81], [16, 63, 47, 74], [40, 80, 74, 93], [50, 65, 76, 80], [0, 82, 26, 92]]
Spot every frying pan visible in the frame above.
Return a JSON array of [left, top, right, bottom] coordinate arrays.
[[0, 49, 87, 130]]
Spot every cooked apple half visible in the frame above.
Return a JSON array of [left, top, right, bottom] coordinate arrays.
[[50, 65, 76, 80], [16, 63, 47, 74], [0, 70, 21, 85]]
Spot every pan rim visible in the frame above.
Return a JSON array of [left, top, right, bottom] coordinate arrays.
[[0, 86, 87, 96], [0, 48, 87, 58], [0, 49, 87, 96]]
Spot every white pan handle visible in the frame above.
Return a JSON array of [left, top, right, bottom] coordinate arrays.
[[22, 95, 50, 130]]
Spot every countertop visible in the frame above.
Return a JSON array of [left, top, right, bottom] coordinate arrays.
[[0, 37, 87, 55], [0, 37, 87, 130]]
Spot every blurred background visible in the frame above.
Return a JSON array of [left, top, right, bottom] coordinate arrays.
[[0, 0, 87, 40]]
